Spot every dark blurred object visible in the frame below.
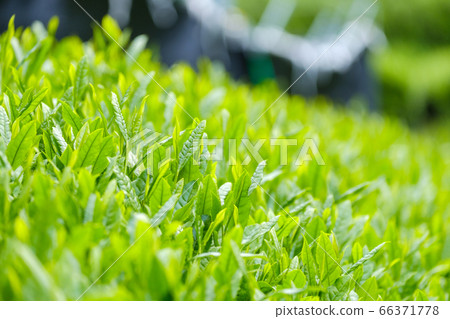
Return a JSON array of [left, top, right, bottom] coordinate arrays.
[[127, 0, 247, 79], [184, 0, 382, 110], [0, 0, 108, 40]]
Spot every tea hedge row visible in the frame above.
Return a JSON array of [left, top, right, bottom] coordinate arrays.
[[0, 17, 449, 300]]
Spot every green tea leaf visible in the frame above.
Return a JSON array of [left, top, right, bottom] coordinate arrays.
[[61, 101, 82, 134], [73, 57, 88, 107], [6, 121, 36, 169], [130, 96, 148, 136], [0, 106, 11, 144], [18, 88, 48, 119], [347, 242, 388, 273], [178, 120, 206, 171], [150, 182, 183, 227], [150, 178, 172, 215], [315, 232, 342, 287], [234, 172, 252, 226], [356, 276, 378, 301], [111, 92, 129, 140], [52, 125, 67, 153], [74, 129, 104, 169], [92, 136, 116, 174], [301, 236, 317, 286], [241, 216, 279, 246], [196, 175, 221, 218], [248, 160, 266, 195]]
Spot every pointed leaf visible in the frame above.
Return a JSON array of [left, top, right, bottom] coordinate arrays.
[[52, 125, 67, 153], [61, 101, 82, 134], [6, 121, 36, 169], [218, 182, 232, 206], [18, 88, 48, 119], [111, 92, 129, 140], [248, 160, 266, 195], [75, 129, 104, 168], [92, 136, 116, 174], [241, 216, 279, 246], [178, 120, 206, 171], [315, 232, 342, 287], [0, 106, 11, 144], [348, 242, 388, 274], [73, 56, 88, 106]]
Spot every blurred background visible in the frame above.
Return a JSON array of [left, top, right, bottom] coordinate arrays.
[[1, 0, 449, 126]]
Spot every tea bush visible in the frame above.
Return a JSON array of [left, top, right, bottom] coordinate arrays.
[[0, 17, 449, 300]]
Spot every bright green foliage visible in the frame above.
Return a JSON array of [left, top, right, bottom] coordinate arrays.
[[0, 17, 449, 301]]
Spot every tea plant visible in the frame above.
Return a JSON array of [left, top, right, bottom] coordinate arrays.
[[0, 16, 449, 300]]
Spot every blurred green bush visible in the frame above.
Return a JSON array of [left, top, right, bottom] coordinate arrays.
[[236, 0, 450, 124]]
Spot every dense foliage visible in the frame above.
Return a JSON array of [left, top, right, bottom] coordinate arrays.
[[236, 0, 450, 123], [0, 17, 449, 301]]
